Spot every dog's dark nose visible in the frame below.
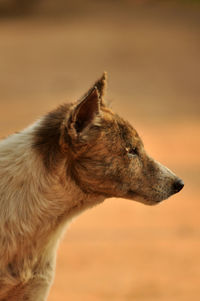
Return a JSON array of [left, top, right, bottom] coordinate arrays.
[[173, 179, 184, 193]]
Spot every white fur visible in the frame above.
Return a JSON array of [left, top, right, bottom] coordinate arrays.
[[0, 120, 104, 300]]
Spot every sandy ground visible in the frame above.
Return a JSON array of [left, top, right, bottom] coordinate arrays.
[[0, 1, 200, 300]]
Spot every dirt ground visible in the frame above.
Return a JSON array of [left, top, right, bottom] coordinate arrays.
[[0, 1, 200, 300]]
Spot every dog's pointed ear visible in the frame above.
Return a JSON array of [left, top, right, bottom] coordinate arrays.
[[82, 72, 107, 107], [69, 87, 101, 140], [94, 72, 107, 104]]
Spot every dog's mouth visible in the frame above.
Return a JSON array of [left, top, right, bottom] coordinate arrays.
[[126, 189, 164, 206]]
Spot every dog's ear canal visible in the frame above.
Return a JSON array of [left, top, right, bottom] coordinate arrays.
[[72, 87, 100, 134], [66, 73, 107, 142]]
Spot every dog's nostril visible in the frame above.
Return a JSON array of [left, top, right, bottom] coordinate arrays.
[[173, 179, 184, 193]]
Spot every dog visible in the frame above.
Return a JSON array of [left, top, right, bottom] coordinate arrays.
[[0, 73, 184, 300]]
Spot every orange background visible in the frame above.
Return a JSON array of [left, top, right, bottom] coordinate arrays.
[[0, 1, 200, 300]]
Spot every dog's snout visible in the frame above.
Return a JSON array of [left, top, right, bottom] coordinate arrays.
[[173, 178, 184, 193]]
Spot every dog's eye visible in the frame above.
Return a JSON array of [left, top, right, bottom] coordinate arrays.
[[126, 147, 139, 157]]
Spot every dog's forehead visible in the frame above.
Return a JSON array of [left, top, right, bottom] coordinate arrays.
[[117, 116, 139, 141], [101, 108, 140, 143]]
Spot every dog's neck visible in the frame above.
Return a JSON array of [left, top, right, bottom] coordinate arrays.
[[0, 121, 104, 268]]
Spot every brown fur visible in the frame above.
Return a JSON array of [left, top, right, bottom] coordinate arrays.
[[0, 73, 184, 300]]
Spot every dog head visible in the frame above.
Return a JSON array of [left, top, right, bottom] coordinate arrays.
[[34, 73, 184, 205]]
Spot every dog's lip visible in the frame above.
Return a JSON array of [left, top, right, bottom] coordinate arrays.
[[127, 189, 136, 196], [127, 190, 164, 205]]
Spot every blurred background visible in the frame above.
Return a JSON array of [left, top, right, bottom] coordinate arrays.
[[0, 0, 200, 300]]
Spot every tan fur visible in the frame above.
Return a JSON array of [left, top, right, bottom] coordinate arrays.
[[0, 73, 183, 300]]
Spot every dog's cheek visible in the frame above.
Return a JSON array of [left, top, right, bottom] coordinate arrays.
[[121, 156, 150, 196], [110, 157, 141, 195]]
